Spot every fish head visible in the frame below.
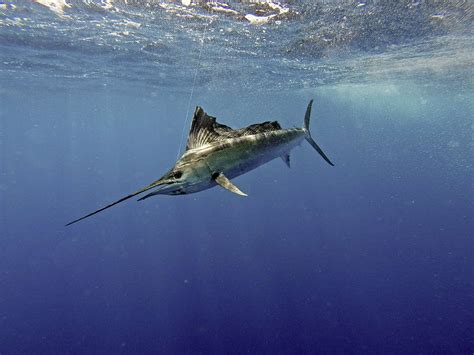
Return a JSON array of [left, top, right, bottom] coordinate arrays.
[[151, 162, 207, 196]]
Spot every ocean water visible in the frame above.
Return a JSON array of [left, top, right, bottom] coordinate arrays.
[[0, 0, 473, 353]]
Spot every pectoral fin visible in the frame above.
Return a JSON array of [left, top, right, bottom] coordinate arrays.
[[213, 172, 247, 197]]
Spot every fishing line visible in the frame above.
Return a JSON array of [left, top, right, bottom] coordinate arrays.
[[176, 12, 213, 159]]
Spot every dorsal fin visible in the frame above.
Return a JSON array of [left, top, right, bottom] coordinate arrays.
[[186, 107, 221, 150], [237, 121, 281, 136], [186, 107, 283, 151], [213, 121, 282, 140]]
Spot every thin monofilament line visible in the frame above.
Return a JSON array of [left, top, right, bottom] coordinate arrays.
[[176, 19, 211, 159]]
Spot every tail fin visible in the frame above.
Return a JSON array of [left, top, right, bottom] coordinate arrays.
[[303, 100, 334, 166]]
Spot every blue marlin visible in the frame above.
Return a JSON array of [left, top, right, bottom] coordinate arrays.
[[66, 100, 333, 226]]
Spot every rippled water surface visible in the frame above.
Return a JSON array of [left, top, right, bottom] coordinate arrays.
[[1, 0, 472, 89]]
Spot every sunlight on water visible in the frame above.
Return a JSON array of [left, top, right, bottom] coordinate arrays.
[[0, 0, 472, 90]]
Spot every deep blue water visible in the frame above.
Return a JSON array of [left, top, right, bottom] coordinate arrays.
[[1, 1, 473, 354]]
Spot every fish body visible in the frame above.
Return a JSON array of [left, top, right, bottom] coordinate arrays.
[[66, 100, 333, 226], [156, 128, 305, 196]]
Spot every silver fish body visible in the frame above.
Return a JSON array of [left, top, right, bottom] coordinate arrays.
[[160, 128, 306, 195]]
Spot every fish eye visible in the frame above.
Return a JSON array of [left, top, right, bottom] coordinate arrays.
[[173, 171, 183, 179]]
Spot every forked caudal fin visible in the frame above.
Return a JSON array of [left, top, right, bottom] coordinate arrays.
[[303, 100, 334, 166]]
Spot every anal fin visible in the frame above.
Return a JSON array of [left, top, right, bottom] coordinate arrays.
[[213, 172, 247, 197], [281, 153, 291, 168]]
